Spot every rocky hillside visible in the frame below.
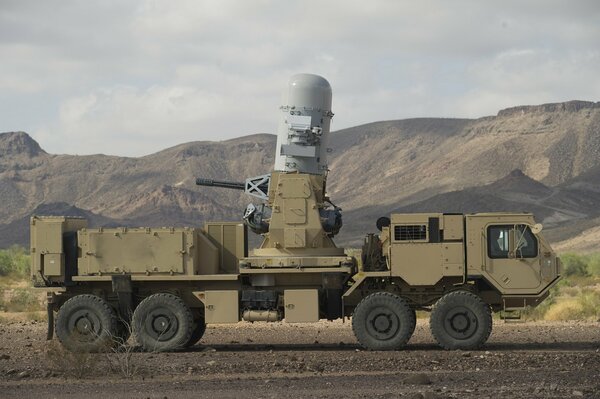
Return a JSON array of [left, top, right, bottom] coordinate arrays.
[[1, 100, 599, 250]]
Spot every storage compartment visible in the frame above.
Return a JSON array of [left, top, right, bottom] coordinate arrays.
[[78, 227, 195, 276], [204, 290, 240, 323], [30, 216, 87, 284], [284, 289, 319, 323]]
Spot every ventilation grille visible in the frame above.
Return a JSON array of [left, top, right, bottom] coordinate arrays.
[[394, 225, 427, 241]]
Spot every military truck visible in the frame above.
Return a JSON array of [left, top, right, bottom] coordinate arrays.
[[30, 74, 561, 352]]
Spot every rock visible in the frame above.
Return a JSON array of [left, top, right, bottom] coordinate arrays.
[[0, 354, 9, 360], [403, 373, 432, 385], [461, 352, 472, 357], [206, 361, 216, 366], [17, 371, 30, 379], [202, 347, 217, 352], [572, 391, 584, 397]]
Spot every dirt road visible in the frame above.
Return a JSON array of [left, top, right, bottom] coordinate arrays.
[[0, 319, 598, 398]]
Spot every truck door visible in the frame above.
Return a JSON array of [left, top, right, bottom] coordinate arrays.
[[484, 224, 543, 291]]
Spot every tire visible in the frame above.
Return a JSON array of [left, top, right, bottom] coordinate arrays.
[[185, 313, 207, 347], [55, 294, 119, 352], [409, 308, 417, 337], [133, 293, 193, 352], [352, 292, 416, 350], [429, 291, 492, 350]]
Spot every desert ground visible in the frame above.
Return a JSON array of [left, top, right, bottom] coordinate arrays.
[[0, 319, 598, 399]]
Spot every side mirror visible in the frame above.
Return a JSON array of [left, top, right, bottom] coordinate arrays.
[[531, 223, 543, 234]]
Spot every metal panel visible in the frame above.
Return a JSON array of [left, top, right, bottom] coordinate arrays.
[[280, 179, 311, 198], [280, 144, 317, 158], [284, 228, 306, 248], [390, 243, 444, 285], [81, 229, 186, 275], [205, 222, 247, 274], [43, 253, 63, 276], [443, 214, 464, 240], [284, 289, 319, 322], [284, 198, 306, 224], [205, 290, 240, 324]]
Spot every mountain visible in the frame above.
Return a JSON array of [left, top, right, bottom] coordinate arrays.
[[0, 100, 599, 250]]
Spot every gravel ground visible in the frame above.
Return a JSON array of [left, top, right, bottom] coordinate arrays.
[[0, 319, 598, 398]]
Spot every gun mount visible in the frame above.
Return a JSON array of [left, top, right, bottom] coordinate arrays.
[[196, 74, 344, 262]]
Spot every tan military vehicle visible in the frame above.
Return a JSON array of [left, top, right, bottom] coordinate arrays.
[[30, 74, 561, 352]]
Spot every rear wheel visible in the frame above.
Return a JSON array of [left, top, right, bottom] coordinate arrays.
[[133, 293, 193, 352], [352, 292, 416, 350], [55, 294, 118, 352], [430, 291, 492, 350]]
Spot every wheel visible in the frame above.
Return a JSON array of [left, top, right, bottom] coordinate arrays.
[[185, 312, 207, 347], [352, 292, 416, 350], [409, 308, 417, 337], [429, 291, 492, 350], [132, 293, 193, 352], [55, 294, 118, 352]]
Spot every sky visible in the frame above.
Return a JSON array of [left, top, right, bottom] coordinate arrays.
[[1, 0, 599, 157]]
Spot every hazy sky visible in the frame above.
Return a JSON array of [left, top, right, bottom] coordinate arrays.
[[1, 1, 599, 156]]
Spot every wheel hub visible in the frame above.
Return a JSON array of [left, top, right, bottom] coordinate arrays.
[[152, 315, 171, 333], [68, 310, 102, 341], [444, 306, 478, 339], [366, 306, 399, 340], [145, 307, 178, 341]]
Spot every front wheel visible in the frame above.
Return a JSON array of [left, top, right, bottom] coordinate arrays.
[[429, 290, 492, 350], [352, 292, 416, 350]]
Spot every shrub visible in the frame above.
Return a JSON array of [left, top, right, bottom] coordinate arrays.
[[561, 253, 590, 277], [1, 288, 43, 312], [0, 246, 30, 278]]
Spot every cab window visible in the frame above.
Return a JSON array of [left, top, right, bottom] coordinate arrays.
[[487, 225, 538, 259]]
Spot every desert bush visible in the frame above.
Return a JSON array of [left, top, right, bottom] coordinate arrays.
[[45, 341, 96, 378], [543, 289, 600, 321], [561, 253, 590, 277], [0, 246, 30, 278], [104, 321, 141, 378], [0, 288, 43, 312], [586, 253, 600, 277]]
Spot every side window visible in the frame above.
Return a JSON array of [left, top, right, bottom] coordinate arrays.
[[487, 225, 538, 259], [514, 225, 537, 258]]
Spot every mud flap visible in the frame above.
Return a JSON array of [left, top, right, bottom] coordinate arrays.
[[112, 275, 133, 322]]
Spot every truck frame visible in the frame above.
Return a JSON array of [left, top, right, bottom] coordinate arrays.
[[31, 211, 560, 352]]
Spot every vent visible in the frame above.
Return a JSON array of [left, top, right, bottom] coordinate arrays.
[[394, 225, 427, 241]]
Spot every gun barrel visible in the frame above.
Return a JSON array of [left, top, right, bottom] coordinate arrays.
[[196, 178, 245, 190]]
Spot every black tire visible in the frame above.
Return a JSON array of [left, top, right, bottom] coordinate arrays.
[[430, 291, 492, 350], [55, 294, 118, 352], [409, 308, 417, 337], [133, 293, 193, 352], [352, 292, 416, 350], [185, 315, 207, 347]]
